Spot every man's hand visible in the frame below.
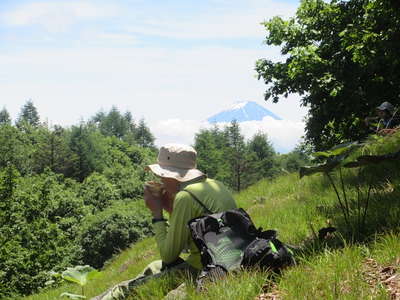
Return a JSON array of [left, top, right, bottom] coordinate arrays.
[[161, 191, 174, 214], [144, 186, 163, 217]]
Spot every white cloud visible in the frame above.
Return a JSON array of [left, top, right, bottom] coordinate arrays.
[[0, 0, 305, 148], [126, 0, 296, 40], [0, 45, 287, 123], [150, 119, 207, 147], [1, 1, 117, 32], [93, 33, 138, 44], [239, 117, 305, 153], [150, 116, 305, 153], [1, 0, 296, 39]]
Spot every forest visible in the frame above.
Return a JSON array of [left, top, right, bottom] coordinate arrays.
[[0, 101, 157, 297]]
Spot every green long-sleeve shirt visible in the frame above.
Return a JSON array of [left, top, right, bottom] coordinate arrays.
[[153, 178, 236, 270]]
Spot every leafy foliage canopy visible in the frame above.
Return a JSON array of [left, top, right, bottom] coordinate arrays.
[[256, 0, 400, 149]]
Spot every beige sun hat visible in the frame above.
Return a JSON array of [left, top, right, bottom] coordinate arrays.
[[147, 144, 204, 182]]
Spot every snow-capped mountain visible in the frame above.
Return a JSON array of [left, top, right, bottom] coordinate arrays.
[[207, 101, 282, 123]]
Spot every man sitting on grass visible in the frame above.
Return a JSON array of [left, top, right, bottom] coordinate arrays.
[[92, 144, 237, 300], [365, 101, 399, 134]]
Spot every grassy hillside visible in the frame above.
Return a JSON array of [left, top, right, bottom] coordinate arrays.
[[24, 133, 400, 300]]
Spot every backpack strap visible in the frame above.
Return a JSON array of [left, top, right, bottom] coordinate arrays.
[[386, 107, 399, 129], [183, 189, 213, 214]]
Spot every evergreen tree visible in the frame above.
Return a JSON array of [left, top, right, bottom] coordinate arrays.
[[224, 120, 247, 191], [0, 108, 11, 125], [92, 107, 126, 138], [91, 108, 151, 146], [104, 106, 129, 138], [124, 111, 136, 133], [69, 124, 106, 181], [194, 126, 229, 181], [122, 111, 137, 145], [0, 125, 33, 174], [194, 125, 279, 190], [246, 132, 277, 185], [16, 100, 40, 127], [276, 144, 311, 173], [248, 132, 275, 160], [33, 125, 75, 175], [135, 118, 155, 148]]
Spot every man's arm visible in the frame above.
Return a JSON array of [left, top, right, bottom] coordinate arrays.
[[153, 192, 193, 264]]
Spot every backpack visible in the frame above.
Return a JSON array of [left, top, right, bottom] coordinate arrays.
[[184, 190, 295, 286]]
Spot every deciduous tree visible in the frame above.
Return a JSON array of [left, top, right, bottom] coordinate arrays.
[[256, 0, 400, 150]]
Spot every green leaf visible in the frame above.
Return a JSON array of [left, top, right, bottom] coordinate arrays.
[[344, 150, 400, 168], [299, 143, 363, 177], [329, 144, 356, 156], [61, 265, 98, 286], [343, 161, 362, 168], [60, 292, 86, 299], [299, 154, 345, 178], [48, 270, 61, 278], [44, 280, 55, 286], [311, 151, 331, 158], [299, 159, 341, 178], [312, 142, 362, 159]]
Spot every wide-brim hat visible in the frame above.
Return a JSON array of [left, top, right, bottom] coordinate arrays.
[[147, 144, 204, 182]]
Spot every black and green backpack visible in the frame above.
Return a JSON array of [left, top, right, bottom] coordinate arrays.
[[185, 190, 295, 285]]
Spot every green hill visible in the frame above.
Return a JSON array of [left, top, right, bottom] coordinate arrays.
[[24, 132, 400, 300]]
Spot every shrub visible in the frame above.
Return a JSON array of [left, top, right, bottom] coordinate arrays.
[[103, 165, 146, 200], [78, 200, 152, 269], [79, 172, 119, 212], [0, 171, 83, 298]]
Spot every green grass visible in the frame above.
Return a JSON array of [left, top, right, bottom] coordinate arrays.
[[24, 132, 400, 300], [23, 238, 159, 300], [277, 246, 388, 300]]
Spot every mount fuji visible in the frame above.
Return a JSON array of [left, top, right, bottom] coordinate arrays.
[[207, 101, 282, 123]]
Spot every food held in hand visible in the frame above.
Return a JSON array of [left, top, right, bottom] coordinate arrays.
[[144, 181, 165, 196]]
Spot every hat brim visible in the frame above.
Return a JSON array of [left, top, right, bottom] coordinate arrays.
[[377, 104, 394, 113], [147, 164, 205, 182]]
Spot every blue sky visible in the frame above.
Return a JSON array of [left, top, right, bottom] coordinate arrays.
[[0, 0, 307, 152]]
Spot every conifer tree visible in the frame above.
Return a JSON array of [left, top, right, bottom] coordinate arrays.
[[224, 120, 247, 191], [135, 118, 155, 148], [33, 125, 75, 175], [92, 107, 138, 143], [246, 132, 277, 185], [69, 124, 106, 181], [16, 100, 40, 127], [0, 108, 11, 125]]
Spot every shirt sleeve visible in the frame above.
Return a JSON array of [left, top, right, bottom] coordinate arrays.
[[152, 191, 193, 264]]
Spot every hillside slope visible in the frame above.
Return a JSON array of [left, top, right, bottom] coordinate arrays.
[[25, 133, 400, 300]]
